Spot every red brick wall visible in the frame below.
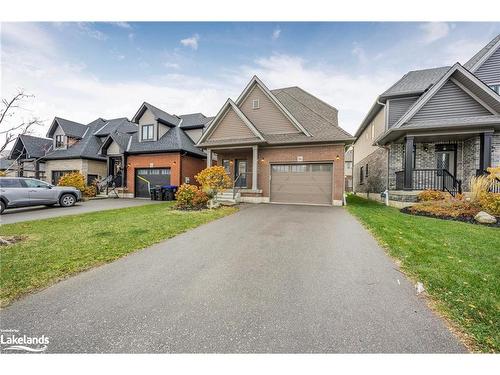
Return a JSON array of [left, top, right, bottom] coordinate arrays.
[[126, 153, 207, 195], [180, 155, 207, 185]]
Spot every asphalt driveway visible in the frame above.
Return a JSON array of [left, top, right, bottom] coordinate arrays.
[[0, 204, 465, 353], [0, 198, 160, 224]]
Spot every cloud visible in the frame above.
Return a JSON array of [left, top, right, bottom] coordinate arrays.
[[238, 54, 401, 135], [164, 62, 180, 69], [111, 22, 132, 29], [77, 22, 108, 41], [272, 27, 281, 41], [419, 22, 451, 44], [180, 34, 199, 50], [351, 44, 368, 64]]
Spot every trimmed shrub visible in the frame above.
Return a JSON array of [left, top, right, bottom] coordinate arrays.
[[417, 189, 446, 202], [83, 185, 97, 197], [478, 192, 500, 216], [58, 172, 85, 193], [174, 184, 208, 210], [195, 166, 231, 198]]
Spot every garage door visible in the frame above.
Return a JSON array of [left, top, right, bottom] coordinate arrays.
[[135, 168, 171, 198], [270, 163, 333, 205]]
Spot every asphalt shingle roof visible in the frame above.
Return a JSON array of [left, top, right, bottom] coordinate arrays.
[[464, 34, 500, 70], [93, 118, 138, 136], [271, 87, 353, 143], [126, 126, 206, 157], [179, 113, 214, 128], [144, 102, 181, 126], [18, 135, 52, 158], [380, 66, 450, 98], [52, 117, 89, 138]]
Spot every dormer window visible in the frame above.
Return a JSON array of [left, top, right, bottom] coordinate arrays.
[[55, 135, 65, 149], [142, 124, 154, 141], [252, 99, 260, 109]]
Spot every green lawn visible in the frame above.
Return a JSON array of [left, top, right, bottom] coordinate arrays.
[[346, 195, 500, 353], [0, 202, 237, 307]]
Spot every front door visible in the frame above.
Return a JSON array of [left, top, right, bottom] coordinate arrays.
[[436, 151, 455, 176], [234, 160, 247, 188], [109, 157, 123, 187]]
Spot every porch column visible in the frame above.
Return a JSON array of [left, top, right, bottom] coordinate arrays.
[[34, 160, 40, 180], [404, 136, 414, 189], [206, 149, 212, 167], [252, 145, 258, 190], [479, 132, 493, 172]]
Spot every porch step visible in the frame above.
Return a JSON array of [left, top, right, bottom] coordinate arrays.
[[216, 189, 241, 204], [90, 194, 111, 200]]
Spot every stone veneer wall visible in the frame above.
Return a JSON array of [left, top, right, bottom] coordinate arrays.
[[353, 147, 388, 193], [492, 133, 500, 168], [388, 144, 404, 190], [463, 136, 480, 191]]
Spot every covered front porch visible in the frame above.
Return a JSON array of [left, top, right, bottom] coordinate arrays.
[[388, 130, 495, 196], [206, 145, 263, 202]]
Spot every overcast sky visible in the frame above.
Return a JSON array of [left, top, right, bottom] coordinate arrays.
[[1, 22, 499, 140]]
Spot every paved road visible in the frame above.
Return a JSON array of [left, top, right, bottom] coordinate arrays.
[[0, 204, 465, 353], [0, 198, 160, 224]]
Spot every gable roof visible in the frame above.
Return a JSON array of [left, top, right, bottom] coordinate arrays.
[[374, 63, 500, 145], [46, 117, 89, 139], [391, 63, 500, 129], [197, 99, 265, 145], [178, 113, 214, 129], [132, 102, 180, 126], [198, 77, 352, 147], [9, 134, 53, 160], [236, 76, 311, 136], [381, 67, 450, 99], [93, 117, 138, 136], [464, 34, 500, 72]]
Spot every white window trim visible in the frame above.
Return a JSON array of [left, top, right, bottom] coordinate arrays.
[[141, 124, 154, 141], [252, 98, 260, 109]]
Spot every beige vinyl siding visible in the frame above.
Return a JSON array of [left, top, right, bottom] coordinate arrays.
[[474, 46, 500, 86], [208, 107, 257, 140], [107, 141, 121, 155], [138, 108, 158, 141], [240, 85, 299, 135], [353, 108, 386, 164], [184, 128, 203, 143]]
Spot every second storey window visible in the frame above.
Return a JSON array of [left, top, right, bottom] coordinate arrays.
[[142, 124, 154, 141], [252, 99, 260, 109], [55, 135, 65, 149]]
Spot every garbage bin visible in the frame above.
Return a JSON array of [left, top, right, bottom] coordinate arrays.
[[161, 185, 178, 201], [150, 187, 162, 200]]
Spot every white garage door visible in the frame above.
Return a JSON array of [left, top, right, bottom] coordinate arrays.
[[270, 163, 333, 205]]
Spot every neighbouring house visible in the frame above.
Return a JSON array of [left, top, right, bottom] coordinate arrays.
[[344, 148, 353, 192], [8, 134, 52, 180], [98, 102, 212, 198], [42, 117, 138, 185], [0, 158, 17, 177], [196, 76, 354, 206], [352, 34, 500, 206]]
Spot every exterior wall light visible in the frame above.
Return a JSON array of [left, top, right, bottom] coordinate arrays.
[[336, 155, 340, 160]]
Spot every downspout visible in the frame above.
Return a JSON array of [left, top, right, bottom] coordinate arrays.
[[376, 98, 390, 206]]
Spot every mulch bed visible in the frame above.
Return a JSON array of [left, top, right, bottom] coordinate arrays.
[[400, 207, 500, 228]]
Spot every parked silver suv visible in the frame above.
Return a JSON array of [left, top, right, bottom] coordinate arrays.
[[0, 177, 82, 214]]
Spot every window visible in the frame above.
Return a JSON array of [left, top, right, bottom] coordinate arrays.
[[359, 166, 364, 184], [141, 124, 154, 141], [23, 179, 50, 188], [51, 170, 77, 185], [345, 161, 353, 170], [252, 99, 260, 109], [365, 164, 369, 177], [222, 160, 231, 175], [0, 178, 22, 188], [55, 135, 65, 149], [491, 84, 500, 95]]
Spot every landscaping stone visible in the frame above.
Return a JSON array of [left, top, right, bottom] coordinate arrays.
[[474, 211, 497, 224]]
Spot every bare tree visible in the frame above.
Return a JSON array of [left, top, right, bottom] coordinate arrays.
[[0, 90, 43, 154]]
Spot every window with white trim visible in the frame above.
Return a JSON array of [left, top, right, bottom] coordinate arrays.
[[141, 124, 154, 141], [491, 84, 500, 95], [252, 99, 260, 109], [55, 135, 65, 149]]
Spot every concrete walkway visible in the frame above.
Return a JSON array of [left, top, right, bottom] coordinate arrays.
[[0, 204, 465, 353]]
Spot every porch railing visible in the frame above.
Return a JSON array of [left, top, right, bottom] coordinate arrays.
[[477, 169, 500, 193], [395, 169, 462, 197], [232, 172, 252, 200]]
